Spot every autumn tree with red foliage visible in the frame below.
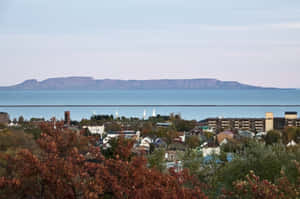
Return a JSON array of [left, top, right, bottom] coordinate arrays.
[[221, 161, 300, 199], [0, 122, 208, 199]]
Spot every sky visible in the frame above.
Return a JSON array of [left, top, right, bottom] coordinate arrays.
[[0, 0, 300, 88]]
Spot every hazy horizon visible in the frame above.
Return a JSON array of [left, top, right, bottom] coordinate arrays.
[[1, 0, 300, 88]]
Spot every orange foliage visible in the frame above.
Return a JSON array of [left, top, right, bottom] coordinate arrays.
[[0, 122, 208, 199]]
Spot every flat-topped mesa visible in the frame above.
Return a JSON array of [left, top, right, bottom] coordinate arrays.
[[0, 77, 275, 90]]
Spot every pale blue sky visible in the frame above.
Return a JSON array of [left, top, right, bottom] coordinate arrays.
[[1, 0, 300, 88]]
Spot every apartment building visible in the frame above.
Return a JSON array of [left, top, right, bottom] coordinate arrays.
[[278, 112, 300, 129], [202, 117, 265, 133], [201, 112, 300, 133]]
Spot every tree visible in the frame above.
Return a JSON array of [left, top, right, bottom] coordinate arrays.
[[181, 150, 203, 176], [0, 129, 37, 153], [156, 128, 179, 149], [218, 141, 300, 192], [283, 127, 300, 144], [12, 118, 17, 124], [18, 116, 24, 124], [0, 122, 208, 199], [105, 122, 122, 131], [264, 130, 281, 145], [0, 122, 92, 199], [221, 139, 243, 153], [24, 127, 42, 140], [102, 136, 135, 161], [173, 119, 197, 132], [222, 161, 300, 199], [186, 135, 201, 149], [203, 131, 214, 141], [147, 148, 166, 172], [140, 122, 154, 137]]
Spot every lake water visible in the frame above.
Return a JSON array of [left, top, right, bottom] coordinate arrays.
[[0, 89, 300, 121]]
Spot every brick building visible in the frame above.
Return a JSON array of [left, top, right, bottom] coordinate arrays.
[[64, 111, 71, 126]]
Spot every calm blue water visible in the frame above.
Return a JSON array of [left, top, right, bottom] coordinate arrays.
[[0, 89, 300, 121]]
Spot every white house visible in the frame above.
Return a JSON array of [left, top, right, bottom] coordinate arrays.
[[83, 125, 106, 138], [140, 137, 153, 148], [103, 130, 141, 144], [202, 147, 220, 157], [179, 132, 186, 143]]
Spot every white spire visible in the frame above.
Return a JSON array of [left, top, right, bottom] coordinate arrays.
[[152, 109, 156, 117], [143, 109, 147, 120], [115, 110, 119, 118]]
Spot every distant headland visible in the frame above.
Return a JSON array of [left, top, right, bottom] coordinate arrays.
[[0, 77, 278, 90]]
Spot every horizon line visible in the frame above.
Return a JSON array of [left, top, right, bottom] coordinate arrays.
[[1, 104, 300, 108]]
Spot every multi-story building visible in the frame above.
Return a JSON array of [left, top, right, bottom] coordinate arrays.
[[0, 112, 9, 125], [202, 117, 265, 133], [200, 112, 300, 133], [284, 112, 300, 128], [265, 112, 274, 132], [271, 112, 300, 129]]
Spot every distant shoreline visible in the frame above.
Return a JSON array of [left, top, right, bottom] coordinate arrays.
[[0, 88, 286, 91], [1, 104, 300, 108]]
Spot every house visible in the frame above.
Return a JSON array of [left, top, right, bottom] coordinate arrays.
[[255, 132, 267, 140], [156, 122, 172, 127], [140, 137, 152, 147], [189, 126, 215, 136], [201, 126, 215, 133], [166, 161, 183, 172], [103, 130, 140, 144], [238, 130, 255, 139], [83, 125, 105, 138], [165, 150, 177, 162], [217, 131, 234, 144], [202, 147, 220, 157], [30, 118, 45, 127], [138, 137, 153, 151], [153, 138, 167, 148], [173, 132, 186, 143]]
